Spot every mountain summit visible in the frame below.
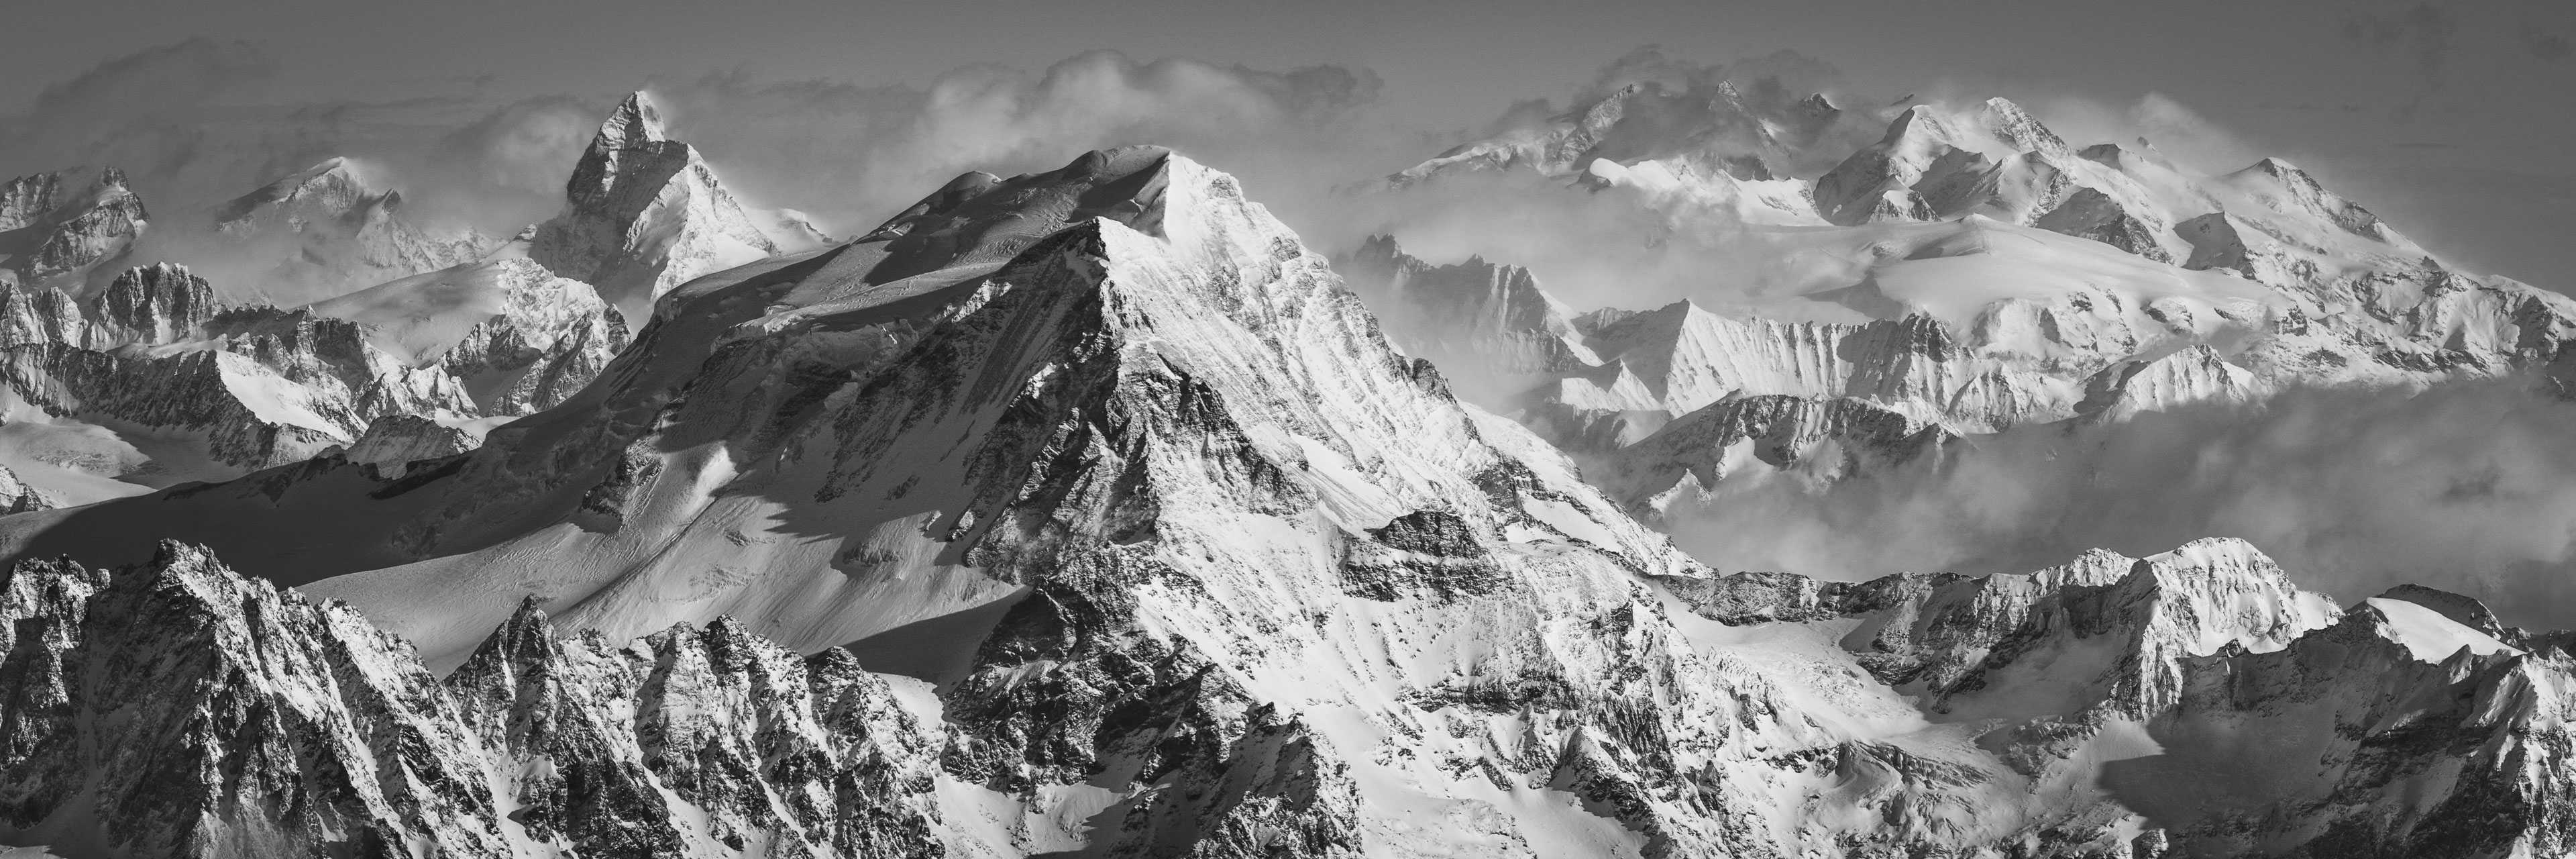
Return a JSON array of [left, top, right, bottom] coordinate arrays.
[[528, 92, 818, 323], [209, 157, 490, 300]]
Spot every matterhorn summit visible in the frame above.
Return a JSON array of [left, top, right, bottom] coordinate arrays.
[[527, 91, 822, 322]]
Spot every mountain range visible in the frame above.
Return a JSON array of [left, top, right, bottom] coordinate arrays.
[[0, 70, 2566, 858], [1349, 87, 2576, 525]]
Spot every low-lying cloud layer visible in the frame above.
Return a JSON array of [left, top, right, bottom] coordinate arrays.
[[1663, 381, 2576, 626]]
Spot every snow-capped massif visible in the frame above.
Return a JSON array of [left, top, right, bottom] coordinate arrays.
[[1, 145, 2573, 857], [209, 156, 491, 302], [1356, 89, 2576, 516]]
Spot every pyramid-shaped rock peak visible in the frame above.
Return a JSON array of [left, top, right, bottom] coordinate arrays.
[[529, 91, 786, 323], [599, 91, 666, 146]]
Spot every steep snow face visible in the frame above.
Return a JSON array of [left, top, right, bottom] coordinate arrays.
[[210, 157, 490, 302], [0, 166, 148, 294], [527, 93, 814, 323]]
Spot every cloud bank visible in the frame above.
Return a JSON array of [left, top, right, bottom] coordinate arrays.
[[1662, 381, 2576, 627]]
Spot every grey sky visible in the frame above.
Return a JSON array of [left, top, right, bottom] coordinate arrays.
[[3, 0, 2570, 285]]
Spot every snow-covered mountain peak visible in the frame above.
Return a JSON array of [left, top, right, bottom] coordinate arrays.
[[213, 156, 391, 229], [824, 145, 1174, 291], [204, 156, 490, 302], [2216, 156, 2419, 250], [1878, 103, 1949, 143], [0, 164, 149, 293], [563, 92, 682, 207], [1973, 97, 2063, 146], [529, 91, 816, 322], [598, 91, 669, 148]]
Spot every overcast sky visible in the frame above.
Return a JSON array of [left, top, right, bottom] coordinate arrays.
[[3, 0, 2569, 285]]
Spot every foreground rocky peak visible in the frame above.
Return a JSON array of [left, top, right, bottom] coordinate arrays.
[[0, 543, 947, 858]]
